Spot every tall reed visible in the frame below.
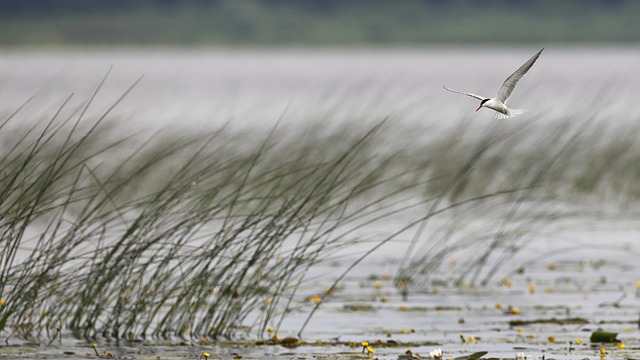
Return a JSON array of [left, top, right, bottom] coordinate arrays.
[[0, 81, 638, 342]]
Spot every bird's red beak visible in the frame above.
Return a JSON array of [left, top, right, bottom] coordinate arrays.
[[475, 105, 483, 112]]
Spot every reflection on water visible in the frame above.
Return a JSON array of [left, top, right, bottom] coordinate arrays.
[[0, 47, 639, 132]]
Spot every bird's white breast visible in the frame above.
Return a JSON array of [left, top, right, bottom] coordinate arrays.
[[484, 98, 510, 115]]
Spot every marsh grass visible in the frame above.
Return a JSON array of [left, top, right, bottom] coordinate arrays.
[[0, 81, 639, 342], [394, 114, 640, 289]]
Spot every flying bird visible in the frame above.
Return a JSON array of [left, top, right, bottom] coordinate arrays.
[[443, 48, 544, 119]]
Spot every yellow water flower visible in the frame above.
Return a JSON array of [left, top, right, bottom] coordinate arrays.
[[495, 302, 502, 309], [516, 328, 524, 333], [528, 284, 535, 294], [618, 343, 625, 350], [600, 348, 606, 356], [575, 339, 582, 345], [203, 352, 211, 359], [469, 335, 476, 342], [510, 307, 520, 315], [400, 329, 408, 334], [379, 296, 389, 302], [548, 336, 555, 343], [91, 343, 99, 356], [398, 305, 408, 311], [527, 334, 537, 339], [265, 297, 272, 304], [312, 295, 322, 303], [361, 341, 369, 353], [373, 281, 383, 289], [267, 326, 274, 333], [0, 299, 5, 306]]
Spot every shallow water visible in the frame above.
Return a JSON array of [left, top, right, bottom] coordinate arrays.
[[0, 47, 639, 359], [2, 222, 639, 359]]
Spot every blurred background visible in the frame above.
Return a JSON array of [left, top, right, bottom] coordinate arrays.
[[0, 0, 639, 45]]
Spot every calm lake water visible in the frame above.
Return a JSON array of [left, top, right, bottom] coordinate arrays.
[[1, 46, 639, 132], [1, 47, 639, 359]]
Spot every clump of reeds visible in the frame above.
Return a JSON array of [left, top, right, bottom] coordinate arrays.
[[0, 78, 438, 342], [1, 77, 639, 342], [393, 114, 640, 289]]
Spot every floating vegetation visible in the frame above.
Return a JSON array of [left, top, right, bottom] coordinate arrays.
[[508, 317, 589, 326], [342, 304, 377, 312], [590, 331, 620, 343]]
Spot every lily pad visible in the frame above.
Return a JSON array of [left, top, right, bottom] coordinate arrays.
[[590, 331, 619, 343]]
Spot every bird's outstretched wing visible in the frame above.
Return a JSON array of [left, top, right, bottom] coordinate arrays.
[[442, 85, 485, 101], [496, 48, 544, 103]]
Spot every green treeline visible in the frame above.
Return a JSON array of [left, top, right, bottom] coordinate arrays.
[[0, 0, 638, 45]]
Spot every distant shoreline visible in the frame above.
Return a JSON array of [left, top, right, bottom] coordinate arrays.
[[1, 1, 639, 46]]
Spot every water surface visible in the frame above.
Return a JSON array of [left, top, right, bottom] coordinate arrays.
[[1, 47, 638, 131]]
